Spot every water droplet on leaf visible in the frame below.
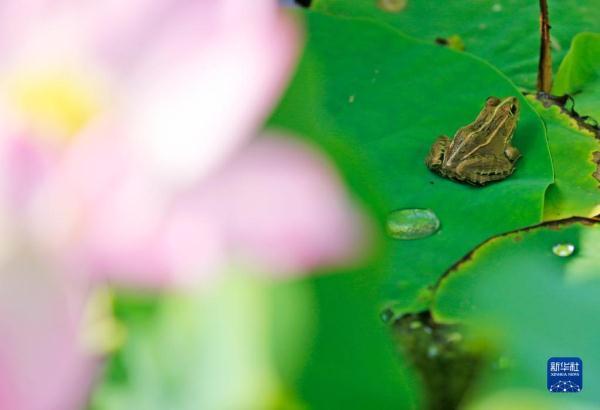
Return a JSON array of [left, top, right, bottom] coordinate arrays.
[[552, 243, 575, 257], [386, 208, 440, 240]]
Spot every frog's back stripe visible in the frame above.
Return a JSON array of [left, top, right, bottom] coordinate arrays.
[[446, 98, 514, 165], [459, 114, 510, 161]]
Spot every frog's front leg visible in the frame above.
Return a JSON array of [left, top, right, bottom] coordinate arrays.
[[456, 155, 515, 186], [425, 135, 450, 171]]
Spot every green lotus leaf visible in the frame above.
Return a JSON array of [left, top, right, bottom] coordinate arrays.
[[531, 99, 600, 220], [311, 0, 600, 89], [433, 219, 600, 408], [553, 32, 600, 121], [269, 12, 553, 312], [90, 270, 420, 410]]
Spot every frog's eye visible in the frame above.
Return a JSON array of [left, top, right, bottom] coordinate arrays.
[[510, 104, 518, 115], [486, 97, 501, 106]]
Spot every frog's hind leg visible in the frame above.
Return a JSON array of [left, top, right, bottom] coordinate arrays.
[[505, 145, 521, 163], [425, 135, 450, 171], [456, 155, 515, 186]]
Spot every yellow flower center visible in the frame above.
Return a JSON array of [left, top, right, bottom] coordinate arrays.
[[5, 69, 103, 139]]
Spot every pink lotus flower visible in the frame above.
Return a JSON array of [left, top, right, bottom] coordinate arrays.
[[0, 1, 368, 409]]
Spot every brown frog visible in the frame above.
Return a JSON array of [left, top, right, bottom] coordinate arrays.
[[425, 96, 521, 186]]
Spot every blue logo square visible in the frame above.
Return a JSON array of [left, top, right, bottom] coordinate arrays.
[[547, 357, 582, 392]]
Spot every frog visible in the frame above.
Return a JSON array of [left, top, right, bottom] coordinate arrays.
[[425, 96, 522, 186]]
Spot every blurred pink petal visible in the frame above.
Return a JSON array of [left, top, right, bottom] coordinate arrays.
[[195, 135, 370, 276], [0, 134, 55, 208], [120, 1, 300, 186], [46, 130, 367, 285], [0, 251, 95, 410], [3, 0, 299, 189], [0, 1, 50, 58], [0, 0, 370, 408]]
